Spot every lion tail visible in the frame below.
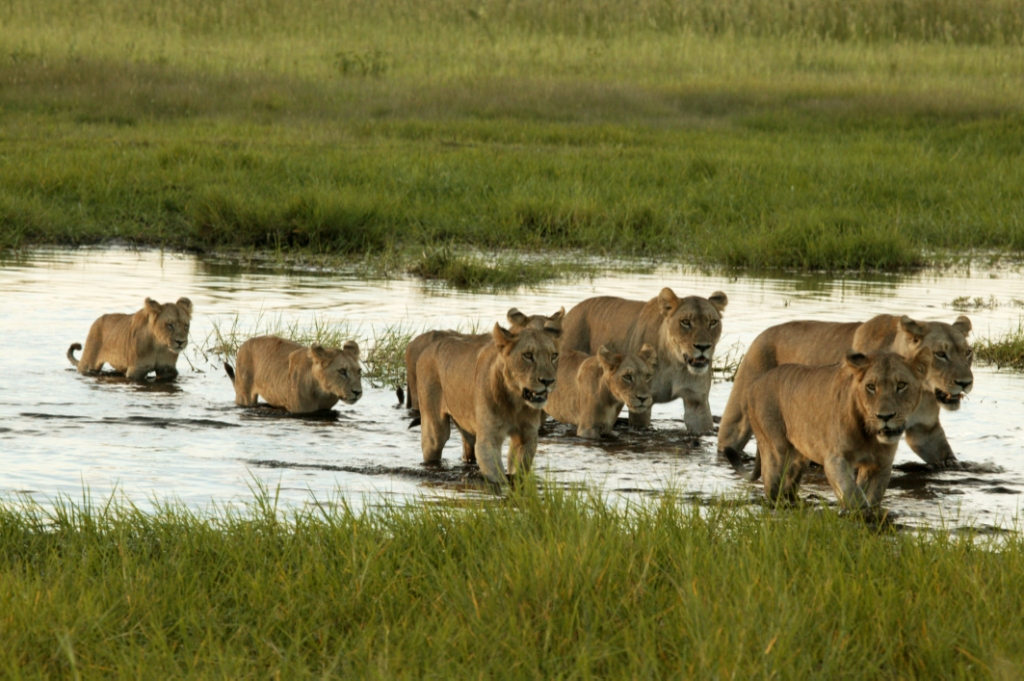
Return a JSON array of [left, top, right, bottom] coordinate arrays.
[[67, 343, 82, 367], [408, 416, 421, 429], [749, 450, 762, 483], [224, 362, 236, 383]]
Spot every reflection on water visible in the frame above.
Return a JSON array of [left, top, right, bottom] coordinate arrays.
[[2, 248, 1023, 530]]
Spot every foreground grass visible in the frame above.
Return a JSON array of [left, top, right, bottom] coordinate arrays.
[[1, 484, 1022, 677], [2, 1, 1024, 270]]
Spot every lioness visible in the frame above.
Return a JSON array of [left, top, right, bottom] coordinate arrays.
[[561, 288, 728, 433], [718, 314, 973, 465], [727, 348, 931, 509], [545, 344, 658, 439], [403, 307, 564, 411], [67, 297, 193, 380], [416, 323, 560, 485], [224, 336, 362, 413]]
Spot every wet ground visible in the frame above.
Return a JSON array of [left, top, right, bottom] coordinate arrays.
[[2, 249, 1023, 529]]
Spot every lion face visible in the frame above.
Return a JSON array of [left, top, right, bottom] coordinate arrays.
[[493, 323, 560, 409], [657, 288, 727, 374], [847, 349, 931, 444], [599, 343, 657, 413], [309, 341, 363, 405], [899, 316, 974, 411], [145, 297, 193, 353]]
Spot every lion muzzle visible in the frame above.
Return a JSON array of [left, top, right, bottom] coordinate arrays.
[[522, 387, 550, 407]]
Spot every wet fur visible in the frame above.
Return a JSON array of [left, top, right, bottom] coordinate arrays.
[[226, 335, 362, 414], [545, 344, 657, 439], [67, 297, 192, 381], [560, 288, 727, 434], [718, 314, 973, 465], [729, 349, 931, 509], [415, 323, 561, 485]]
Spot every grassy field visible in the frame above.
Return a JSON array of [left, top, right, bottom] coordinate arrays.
[[2, 483, 1022, 678], [2, 0, 1024, 273]]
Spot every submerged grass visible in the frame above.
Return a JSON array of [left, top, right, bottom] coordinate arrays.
[[2, 1, 1024, 271], [1, 483, 1022, 677]]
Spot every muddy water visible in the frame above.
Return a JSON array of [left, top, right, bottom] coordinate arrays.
[[2, 249, 1023, 529]]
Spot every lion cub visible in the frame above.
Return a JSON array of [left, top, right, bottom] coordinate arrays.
[[67, 297, 193, 380], [416, 323, 560, 485], [545, 344, 657, 439], [225, 336, 362, 414], [726, 349, 931, 510]]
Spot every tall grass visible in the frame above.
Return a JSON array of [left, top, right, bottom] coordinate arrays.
[[1, 483, 1022, 677], [975, 321, 1024, 370]]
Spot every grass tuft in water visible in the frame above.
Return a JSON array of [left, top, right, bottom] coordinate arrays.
[[1, 482, 1022, 677], [975, 321, 1024, 370], [408, 245, 570, 289]]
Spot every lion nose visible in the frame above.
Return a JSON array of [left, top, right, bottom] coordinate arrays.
[[876, 411, 896, 422], [637, 395, 649, 404], [352, 389, 362, 398], [539, 377, 555, 388], [694, 343, 712, 353], [955, 379, 973, 391]]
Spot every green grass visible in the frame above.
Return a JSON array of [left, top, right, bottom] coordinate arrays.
[[2, 1, 1024, 271], [975, 321, 1024, 370], [2, 483, 1022, 677]]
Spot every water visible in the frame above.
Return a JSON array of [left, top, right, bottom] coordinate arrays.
[[2, 249, 1023, 529]]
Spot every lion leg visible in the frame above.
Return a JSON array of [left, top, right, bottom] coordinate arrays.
[[455, 423, 476, 463], [508, 430, 538, 477], [717, 393, 752, 455], [682, 394, 715, 435], [627, 407, 652, 428], [823, 456, 870, 510], [406, 365, 419, 411], [155, 365, 179, 380], [857, 465, 893, 508], [758, 443, 786, 504], [475, 435, 508, 485], [126, 365, 151, 381], [76, 324, 105, 375], [904, 421, 956, 466], [420, 411, 451, 464]]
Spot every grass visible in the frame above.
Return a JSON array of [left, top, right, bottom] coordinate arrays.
[[975, 321, 1024, 370], [202, 313, 414, 389], [1, 482, 1022, 677], [1, 1, 1024, 272], [407, 245, 587, 289]]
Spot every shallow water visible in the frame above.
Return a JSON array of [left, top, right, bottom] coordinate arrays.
[[2, 249, 1023, 529]]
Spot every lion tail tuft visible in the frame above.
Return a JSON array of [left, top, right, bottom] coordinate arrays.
[[223, 362, 235, 382], [67, 343, 82, 367]]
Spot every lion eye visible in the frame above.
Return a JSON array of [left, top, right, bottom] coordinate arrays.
[[645, 374, 653, 381], [680, 320, 692, 328], [551, 353, 558, 363], [523, 352, 534, 361], [935, 352, 948, 360], [896, 381, 907, 391], [623, 373, 632, 383], [866, 384, 876, 394], [166, 323, 174, 330], [338, 369, 348, 377], [709, 319, 718, 327]]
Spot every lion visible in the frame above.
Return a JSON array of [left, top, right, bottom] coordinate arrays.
[[725, 348, 931, 510], [67, 297, 193, 380], [560, 288, 728, 433], [224, 336, 362, 413], [718, 314, 973, 466], [415, 322, 560, 485], [403, 307, 564, 411], [544, 344, 658, 439]]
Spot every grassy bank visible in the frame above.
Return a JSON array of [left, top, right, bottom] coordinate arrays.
[[2, 485, 1022, 677], [2, 2, 1024, 271]]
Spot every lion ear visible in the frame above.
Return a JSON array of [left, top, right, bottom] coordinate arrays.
[[342, 340, 360, 359], [492, 323, 515, 349], [899, 316, 927, 343], [308, 345, 329, 363], [911, 347, 932, 379], [598, 345, 622, 372], [953, 315, 972, 337], [844, 349, 871, 371], [144, 298, 162, 317], [175, 297, 193, 316], [506, 308, 528, 327], [658, 288, 679, 317], [639, 343, 658, 368], [549, 307, 566, 324], [708, 291, 728, 314]]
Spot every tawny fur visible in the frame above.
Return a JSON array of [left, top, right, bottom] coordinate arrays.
[[718, 314, 973, 465], [67, 297, 193, 381], [732, 349, 931, 510], [404, 307, 564, 411], [415, 323, 560, 485], [560, 288, 727, 433], [225, 336, 362, 414], [545, 344, 657, 439]]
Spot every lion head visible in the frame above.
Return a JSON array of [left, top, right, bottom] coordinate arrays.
[[657, 288, 727, 374], [493, 323, 561, 409], [846, 348, 931, 444], [898, 316, 973, 411], [309, 341, 363, 404], [144, 297, 193, 353], [598, 343, 657, 413]]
